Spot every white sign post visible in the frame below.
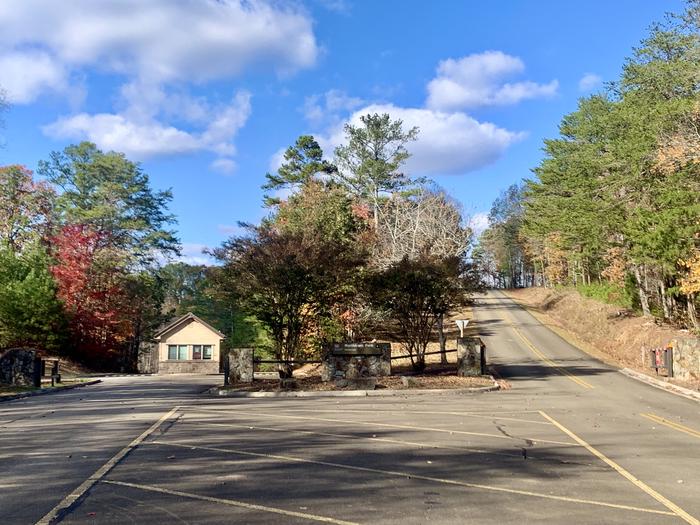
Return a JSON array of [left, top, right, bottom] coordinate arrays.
[[455, 319, 470, 338]]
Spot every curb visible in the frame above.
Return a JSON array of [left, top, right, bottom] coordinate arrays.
[[207, 377, 500, 398], [620, 368, 700, 403], [0, 379, 102, 403]]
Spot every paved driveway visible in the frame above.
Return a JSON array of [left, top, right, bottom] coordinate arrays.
[[1, 291, 699, 524]]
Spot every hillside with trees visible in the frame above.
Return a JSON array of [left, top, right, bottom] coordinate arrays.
[[477, 2, 700, 331]]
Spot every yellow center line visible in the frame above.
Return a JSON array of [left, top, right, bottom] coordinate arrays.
[[540, 411, 699, 525], [641, 413, 700, 440], [501, 308, 594, 389], [102, 480, 358, 525], [145, 440, 675, 517]]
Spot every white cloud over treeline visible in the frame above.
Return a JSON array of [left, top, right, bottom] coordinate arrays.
[[307, 51, 554, 177], [0, 0, 319, 169]]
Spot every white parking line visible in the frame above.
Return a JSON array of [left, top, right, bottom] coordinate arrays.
[[182, 419, 533, 459], [102, 480, 358, 525], [35, 406, 180, 525], [185, 407, 577, 447], [145, 440, 675, 517], [210, 407, 554, 426]]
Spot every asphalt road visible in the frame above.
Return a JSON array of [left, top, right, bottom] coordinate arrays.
[[0, 290, 698, 524]]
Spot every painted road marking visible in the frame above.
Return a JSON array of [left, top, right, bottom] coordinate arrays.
[[540, 411, 699, 525], [102, 480, 358, 525], [501, 308, 594, 389], [35, 406, 180, 525], [227, 407, 554, 426], [146, 440, 675, 517], [187, 407, 577, 447], [183, 419, 539, 460], [641, 413, 700, 440]]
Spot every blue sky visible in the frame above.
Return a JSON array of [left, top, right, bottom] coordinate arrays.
[[0, 0, 684, 264]]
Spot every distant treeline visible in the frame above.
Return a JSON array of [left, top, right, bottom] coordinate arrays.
[[476, 2, 700, 329]]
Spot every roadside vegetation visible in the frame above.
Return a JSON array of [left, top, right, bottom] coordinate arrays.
[[477, 2, 700, 331], [0, 108, 479, 373]]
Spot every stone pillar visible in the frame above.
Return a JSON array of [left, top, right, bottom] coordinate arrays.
[[457, 337, 485, 376], [671, 338, 700, 382], [0, 348, 41, 387], [227, 348, 253, 384]]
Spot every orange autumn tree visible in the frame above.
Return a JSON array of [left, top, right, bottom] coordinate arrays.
[[679, 250, 700, 330]]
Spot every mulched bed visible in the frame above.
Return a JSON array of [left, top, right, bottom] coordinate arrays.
[[222, 370, 494, 393]]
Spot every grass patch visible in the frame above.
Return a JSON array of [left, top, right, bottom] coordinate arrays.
[[0, 385, 37, 396], [560, 282, 634, 309]]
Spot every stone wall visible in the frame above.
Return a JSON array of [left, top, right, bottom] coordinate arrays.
[[227, 348, 253, 384], [157, 360, 219, 374], [456, 337, 486, 376], [0, 348, 41, 387], [322, 343, 391, 382], [672, 338, 700, 382]]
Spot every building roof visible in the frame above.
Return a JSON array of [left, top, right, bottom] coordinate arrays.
[[153, 312, 226, 340]]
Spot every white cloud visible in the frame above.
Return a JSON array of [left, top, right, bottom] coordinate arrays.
[[0, 1, 317, 169], [0, 0, 318, 96], [315, 0, 350, 13], [274, 51, 548, 179], [211, 158, 237, 175], [303, 89, 364, 125], [178, 243, 216, 266], [318, 103, 524, 176], [426, 51, 558, 111], [579, 73, 603, 92], [0, 51, 68, 103], [468, 212, 490, 236], [269, 147, 287, 172], [44, 91, 251, 162]]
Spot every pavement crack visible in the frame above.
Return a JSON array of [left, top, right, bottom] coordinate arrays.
[[494, 422, 535, 448]]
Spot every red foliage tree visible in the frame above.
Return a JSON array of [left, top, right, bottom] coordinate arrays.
[[50, 224, 130, 365]]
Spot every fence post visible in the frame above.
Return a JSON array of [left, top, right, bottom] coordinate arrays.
[[223, 354, 230, 386]]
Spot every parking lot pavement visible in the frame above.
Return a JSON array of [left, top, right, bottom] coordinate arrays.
[[53, 395, 690, 525], [4, 292, 700, 524], [0, 374, 219, 525]]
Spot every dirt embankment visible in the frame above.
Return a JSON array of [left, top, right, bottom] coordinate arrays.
[[504, 287, 698, 390]]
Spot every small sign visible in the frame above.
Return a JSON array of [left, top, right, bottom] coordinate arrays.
[[455, 319, 470, 338]]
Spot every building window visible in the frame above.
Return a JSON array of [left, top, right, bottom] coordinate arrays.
[[168, 344, 188, 360], [192, 345, 213, 360]]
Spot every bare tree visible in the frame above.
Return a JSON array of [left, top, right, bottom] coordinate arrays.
[[375, 189, 471, 267], [374, 188, 473, 362]]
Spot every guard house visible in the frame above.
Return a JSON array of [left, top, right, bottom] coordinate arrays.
[[151, 313, 225, 374]]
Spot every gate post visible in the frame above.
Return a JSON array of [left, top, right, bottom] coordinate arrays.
[[227, 348, 254, 384], [457, 337, 486, 376]]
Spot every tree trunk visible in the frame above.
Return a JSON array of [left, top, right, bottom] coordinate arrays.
[[659, 280, 670, 320], [633, 264, 652, 316], [438, 314, 447, 365], [277, 364, 293, 379], [687, 294, 699, 331]]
